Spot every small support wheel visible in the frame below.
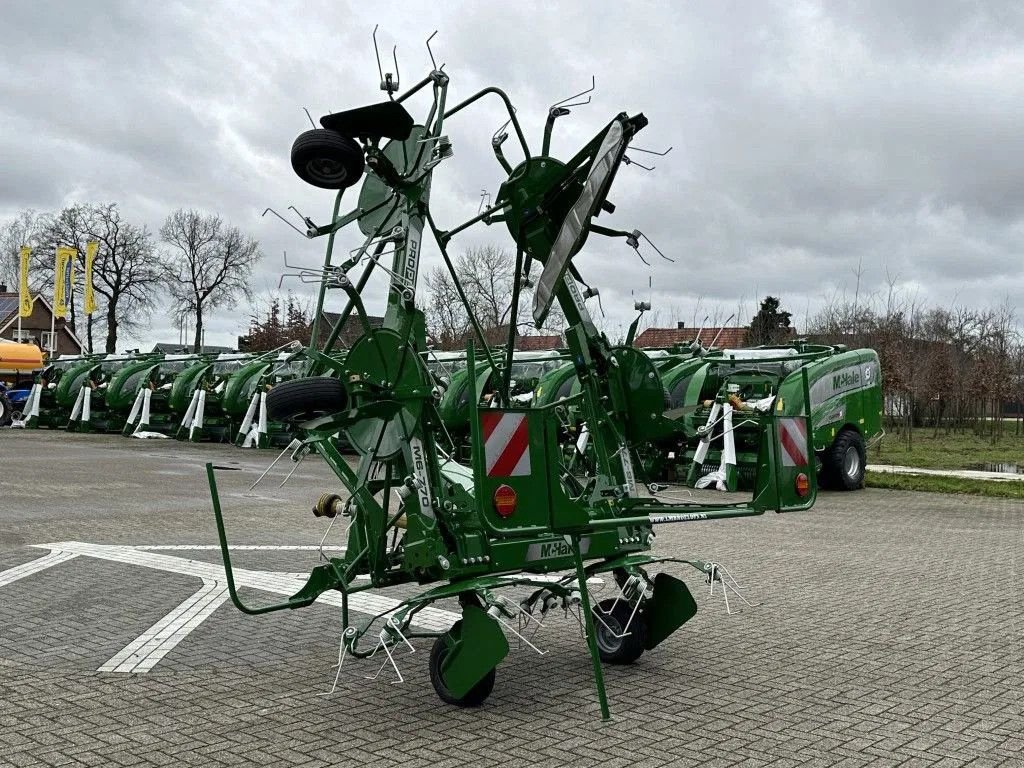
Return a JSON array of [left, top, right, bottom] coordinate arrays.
[[429, 622, 496, 707], [593, 598, 647, 665], [290, 129, 365, 189], [265, 377, 347, 423]]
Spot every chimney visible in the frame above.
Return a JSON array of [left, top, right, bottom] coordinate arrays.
[[676, 321, 685, 329], [0, 283, 7, 292]]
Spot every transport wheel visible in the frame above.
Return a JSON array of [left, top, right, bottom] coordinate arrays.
[[265, 377, 346, 422], [0, 391, 11, 427], [592, 598, 647, 664], [827, 428, 866, 490], [429, 622, 496, 707], [290, 129, 365, 189]]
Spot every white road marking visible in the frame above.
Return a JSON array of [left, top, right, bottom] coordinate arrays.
[[98, 579, 229, 673], [0, 549, 79, 588], [32, 542, 460, 636]]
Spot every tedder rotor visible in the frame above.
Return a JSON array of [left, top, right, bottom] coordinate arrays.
[[208, 33, 818, 720]]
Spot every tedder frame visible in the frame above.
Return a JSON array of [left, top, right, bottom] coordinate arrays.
[[208, 32, 819, 719]]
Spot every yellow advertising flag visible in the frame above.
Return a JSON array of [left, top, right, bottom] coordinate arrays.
[[84, 240, 98, 315], [18, 246, 33, 317], [53, 246, 75, 319]]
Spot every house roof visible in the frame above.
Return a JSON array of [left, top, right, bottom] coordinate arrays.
[[151, 342, 236, 355], [516, 335, 563, 352], [633, 326, 751, 350], [0, 292, 86, 352], [0, 294, 19, 323]]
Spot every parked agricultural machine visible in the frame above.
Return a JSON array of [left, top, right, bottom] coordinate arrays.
[[662, 344, 882, 491], [436, 350, 565, 459], [19, 353, 105, 428], [531, 340, 883, 492], [209, 37, 819, 720], [0, 340, 43, 426]]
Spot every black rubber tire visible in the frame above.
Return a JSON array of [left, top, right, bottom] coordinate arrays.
[[593, 598, 647, 664], [429, 622, 496, 707], [826, 428, 866, 491], [290, 129, 365, 189], [266, 377, 347, 422], [0, 391, 11, 426]]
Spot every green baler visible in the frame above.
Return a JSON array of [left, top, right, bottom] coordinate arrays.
[[675, 344, 882, 491]]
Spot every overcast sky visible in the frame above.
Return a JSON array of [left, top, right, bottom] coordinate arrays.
[[2, 0, 1021, 349]]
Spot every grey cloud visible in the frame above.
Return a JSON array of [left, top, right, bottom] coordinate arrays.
[[1, 0, 1021, 349]]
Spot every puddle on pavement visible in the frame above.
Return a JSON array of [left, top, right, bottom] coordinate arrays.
[[967, 462, 1024, 475]]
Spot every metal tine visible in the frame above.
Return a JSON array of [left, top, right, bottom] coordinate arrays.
[[550, 75, 596, 111], [364, 628, 405, 683], [640, 231, 674, 262], [707, 562, 755, 614], [302, 107, 317, 129], [478, 189, 491, 214], [567, 604, 585, 638], [262, 207, 308, 238], [318, 626, 357, 696], [318, 512, 340, 562], [493, 612, 547, 656], [372, 24, 384, 85], [496, 593, 543, 630], [425, 30, 443, 71], [278, 448, 307, 488], [622, 155, 656, 172], [630, 145, 674, 156], [249, 438, 302, 491], [492, 115, 514, 144], [288, 205, 316, 231], [591, 602, 641, 641], [385, 616, 416, 654]]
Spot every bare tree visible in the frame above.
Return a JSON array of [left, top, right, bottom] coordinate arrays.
[[424, 265, 471, 349], [33, 203, 162, 353], [85, 204, 161, 353], [423, 245, 565, 351], [160, 209, 261, 353], [0, 209, 43, 290]]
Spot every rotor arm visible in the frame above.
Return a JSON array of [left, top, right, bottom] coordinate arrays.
[[443, 87, 531, 162]]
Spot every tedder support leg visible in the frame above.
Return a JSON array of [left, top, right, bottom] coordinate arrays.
[[572, 534, 610, 721]]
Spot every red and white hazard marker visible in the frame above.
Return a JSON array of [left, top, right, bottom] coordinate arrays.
[[481, 411, 532, 477], [778, 417, 809, 467]]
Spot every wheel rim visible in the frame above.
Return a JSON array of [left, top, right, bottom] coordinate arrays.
[[843, 445, 861, 478], [305, 158, 348, 185], [594, 611, 623, 654]]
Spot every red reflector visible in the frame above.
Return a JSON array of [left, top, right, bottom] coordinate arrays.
[[493, 484, 517, 518], [795, 473, 810, 498]]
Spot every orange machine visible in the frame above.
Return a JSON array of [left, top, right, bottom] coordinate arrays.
[[0, 339, 44, 376]]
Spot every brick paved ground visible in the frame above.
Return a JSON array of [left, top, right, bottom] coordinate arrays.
[[0, 431, 1021, 767]]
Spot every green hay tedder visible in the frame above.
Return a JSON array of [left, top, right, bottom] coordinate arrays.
[[201, 35, 820, 719]]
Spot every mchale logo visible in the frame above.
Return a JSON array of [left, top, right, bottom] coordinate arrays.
[[832, 370, 860, 390], [539, 540, 572, 559]]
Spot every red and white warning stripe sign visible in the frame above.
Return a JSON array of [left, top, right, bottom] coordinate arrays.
[[481, 411, 532, 477], [778, 417, 809, 467]]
